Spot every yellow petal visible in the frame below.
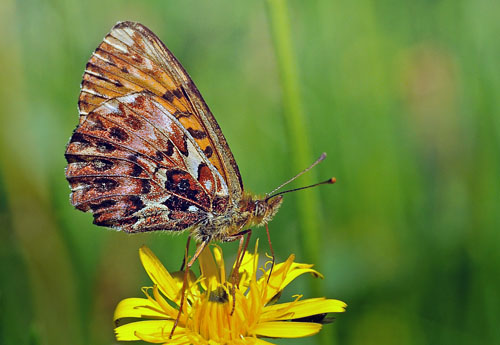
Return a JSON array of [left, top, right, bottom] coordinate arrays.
[[170, 270, 200, 300], [135, 328, 188, 344], [212, 245, 226, 283], [262, 298, 347, 321], [198, 244, 220, 287], [113, 298, 167, 321], [152, 285, 182, 319], [261, 257, 322, 303], [139, 246, 181, 304], [235, 239, 260, 282], [114, 319, 175, 341], [281, 263, 323, 288], [254, 321, 322, 338], [262, 255, 295, 286], [168, 337, 195, 345]]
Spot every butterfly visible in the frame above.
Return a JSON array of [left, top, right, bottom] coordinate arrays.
[[65, 21, 335, 336], [65, 21, 290, 249]]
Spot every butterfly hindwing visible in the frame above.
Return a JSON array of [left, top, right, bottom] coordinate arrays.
[[66, 92, 228, 232]]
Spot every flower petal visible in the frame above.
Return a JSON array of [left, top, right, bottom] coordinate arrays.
[[262, 298, 347, 321], [170, 270, 200, 301], [136, 328, 188, 344], [260, 256, 322, 304], [151, 285, 182, 319], [139, 246, 181, 304], [113, 298, 167, 321], [254, 321, 322, 338], [235, 239, 260, 286], [198, 244, 220, 287], [114, 319, 175, 341], [212, 245, 226, 283], [281, 263, 323, 288]]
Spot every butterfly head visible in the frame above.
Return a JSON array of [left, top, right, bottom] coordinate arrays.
[[251, 195, 283, 226]]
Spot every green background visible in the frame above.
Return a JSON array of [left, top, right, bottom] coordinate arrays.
[[1, 0, 499, 344]]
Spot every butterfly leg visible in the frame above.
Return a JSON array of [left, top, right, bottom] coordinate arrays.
[[180, 236, 192, 271], [170, 238, 209, 338], [265, 223, 276, 283], [228, 229, 252, 315]]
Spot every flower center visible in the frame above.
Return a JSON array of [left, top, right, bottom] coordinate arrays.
[[188, 284, 253, 343]]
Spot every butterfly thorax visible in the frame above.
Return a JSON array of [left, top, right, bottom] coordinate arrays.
[[190, 194, 283, 242]]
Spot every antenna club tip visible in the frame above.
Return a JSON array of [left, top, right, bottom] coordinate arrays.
[[329, 177, 337, 184]]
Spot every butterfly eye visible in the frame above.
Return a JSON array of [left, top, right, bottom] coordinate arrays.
[[254, 200, 267, 217]]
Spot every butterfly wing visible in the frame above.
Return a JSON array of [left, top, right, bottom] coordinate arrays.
[[66, 92, 234, 232], [79, 21, 243, 201]]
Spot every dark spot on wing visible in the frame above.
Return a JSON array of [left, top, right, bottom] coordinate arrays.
[[165, 169, 197, 200], [173, 111, 191, 119], [164, 141, 174, 156], [162, 90, 174, 102], [204, 146, 213, 158], [89, 199, 117, 212], [177, 179, 190, 191], [94, 178, 119, 192], [178, 134, 189, 156], [163, 195, 191, 212], [155, 150, 164, 161], [127, 154, 143, 177], [187, 128, 207, 139], [109, 127, 129, 141], [70, 132, 91, 147], [96, 140, 116, 153], [125, 115, 142, 130], [173, 88, 183, 99], [140, 179, 151, 194], [197, 163, 208, 180], [126, 195, 145, 216], [65, 154, 85, 164], [131, 163, 143, 177]]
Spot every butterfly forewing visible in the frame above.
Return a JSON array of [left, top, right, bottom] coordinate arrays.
[[78, 21, 243, 203]]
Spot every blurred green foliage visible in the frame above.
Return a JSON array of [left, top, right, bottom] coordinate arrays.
[[1, 0, 499, 344]]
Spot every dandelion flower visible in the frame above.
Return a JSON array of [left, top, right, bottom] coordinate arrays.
[[114, 242, 346, 344]]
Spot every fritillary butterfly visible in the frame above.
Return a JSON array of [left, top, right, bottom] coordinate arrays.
[[65, 21, 285, 246]]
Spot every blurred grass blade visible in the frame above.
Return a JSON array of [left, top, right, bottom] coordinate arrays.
[[265, 0, 323, 267]]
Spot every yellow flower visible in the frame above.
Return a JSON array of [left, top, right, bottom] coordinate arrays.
[[114, 242, 347, 344]]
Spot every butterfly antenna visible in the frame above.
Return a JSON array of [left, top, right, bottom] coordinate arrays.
[[266, 177, 336, 201], [265, 153, 328, 198]]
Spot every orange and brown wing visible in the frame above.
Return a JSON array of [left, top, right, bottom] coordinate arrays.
[[66, 92, 228, 232], [79, 21, 243, 202]]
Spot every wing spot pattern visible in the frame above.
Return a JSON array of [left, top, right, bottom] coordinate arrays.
[[94, 177, 119, 192], [204, 146, 213, 158], [92, 158, 114, 171], [187, 127, 207, 139], [109, 126, 129, 141]]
